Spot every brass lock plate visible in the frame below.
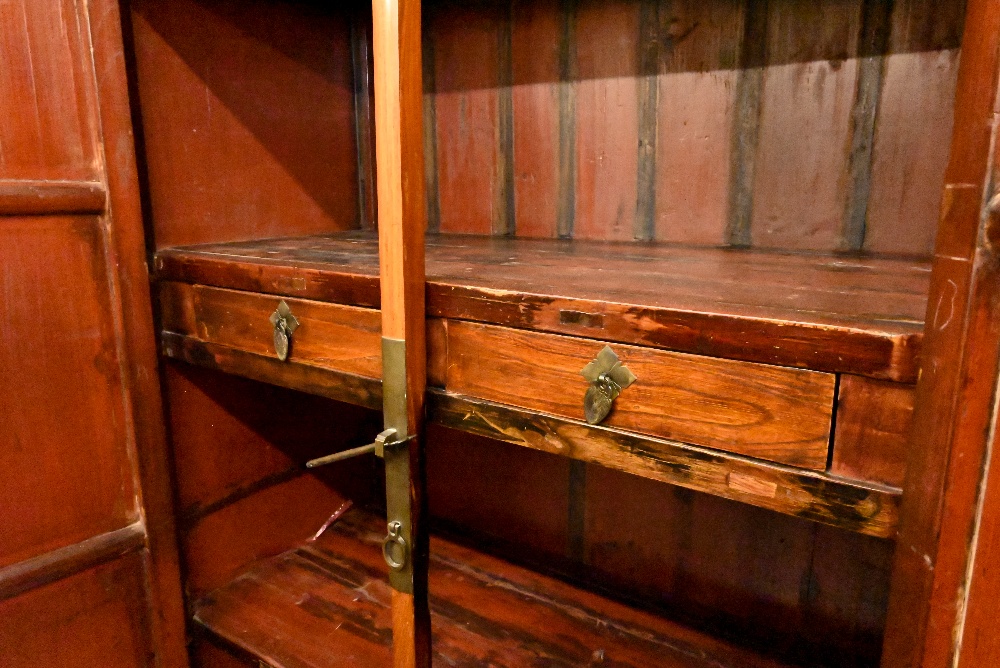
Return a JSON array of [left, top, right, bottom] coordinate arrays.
[[580, 346, 636, 424]]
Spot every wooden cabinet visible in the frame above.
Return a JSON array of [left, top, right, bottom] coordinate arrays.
[[5, 0, 1000, 666]]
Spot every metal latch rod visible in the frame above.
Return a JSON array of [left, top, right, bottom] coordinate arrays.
[[305, 428, 412, 469]]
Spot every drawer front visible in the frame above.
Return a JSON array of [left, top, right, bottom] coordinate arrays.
[[438, 320, 836, 469], [159, 282, 382, 379]]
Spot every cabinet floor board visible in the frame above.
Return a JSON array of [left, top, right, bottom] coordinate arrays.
[[193, 508, 789, 668]]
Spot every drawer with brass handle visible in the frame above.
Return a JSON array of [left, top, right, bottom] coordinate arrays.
[[432, 320, 836, 470], [158, 282, 383, 403]]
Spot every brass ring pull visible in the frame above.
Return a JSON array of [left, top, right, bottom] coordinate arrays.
[[383, 520, 407, 571]]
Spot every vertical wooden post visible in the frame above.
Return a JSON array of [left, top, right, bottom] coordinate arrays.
[[373, 1, 430, 667], [880, 0, 1000, 665]]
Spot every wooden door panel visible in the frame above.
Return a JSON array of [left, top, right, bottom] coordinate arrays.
[[0, 216, 138, 568], [0, 0, 101, 182], [0, 554, 152, 667]]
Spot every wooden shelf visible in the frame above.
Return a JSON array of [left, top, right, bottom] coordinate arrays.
[[193, 507, 790, 668], [429, 391, 899, 538], [155, 231, 930, 381], [155, 232, 909, 537]]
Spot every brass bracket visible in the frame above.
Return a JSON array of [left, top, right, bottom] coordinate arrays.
[[268, 301, 299, 362], [382, 337, 414, 593], [580, 346, 637, 424]]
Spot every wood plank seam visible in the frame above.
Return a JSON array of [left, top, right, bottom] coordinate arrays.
[[422, 11, 442, 234], [557, 0, 577, 239], [351, 8, 379, 232], [842, 0, 894, 251], [726, 0, 767, 248], [495, 3, 516, 237], [635, 0, 659, 242]]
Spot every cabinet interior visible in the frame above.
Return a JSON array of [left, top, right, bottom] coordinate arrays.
[[125, 0, 965, 665]]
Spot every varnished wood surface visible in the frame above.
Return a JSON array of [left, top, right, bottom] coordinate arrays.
[[373, 0, 431, 665], [161, 333, 383, 412], [880, 0, 1000, 663], [0, 0, 102, 183], [159, 282, 383, 380], [0, 180, 106, 215], [155, 232, 929, 380], [156, 332, 892, 536], [440, 320, 836, 469], [0, 554, 153, 668], [830, 376, 914, 488], [0, 0, 187, 663], [425, 434, 895, 666], [0, 523, 145, 603], [428, 391, 898, 538], [421, 0, 961, 255], [0, 217, 139, 568], [163, 362, 382, 599], [194, 508, 789, 668], [128, 0, 361, 249]]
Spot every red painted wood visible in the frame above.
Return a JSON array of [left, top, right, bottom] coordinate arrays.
[[573, 0, 640, 241], [129, 0, 360, 248], [511, 0, 561, 238], [751, 0, 861, 250], [0, 217, 138, 568], [0, 555, 152, 667], [656, 0, 743, 245]]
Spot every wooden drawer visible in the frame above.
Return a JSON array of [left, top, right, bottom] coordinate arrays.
[[159, 282, 382, 381], [433, 320, 836, 469]]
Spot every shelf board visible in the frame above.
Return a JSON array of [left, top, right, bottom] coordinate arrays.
[[428, 391, 899, 538], [155, 231, 930, 381], [193, 507, 789, 668]]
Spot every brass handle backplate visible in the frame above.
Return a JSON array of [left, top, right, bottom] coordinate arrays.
[[269, 300, 300, 361], [580, 346, 637, 425]]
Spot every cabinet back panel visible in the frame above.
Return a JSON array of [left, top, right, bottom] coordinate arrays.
[[427, 434, 893, 666], [424, 0, 963, 254], [129, 0, 363, 248]]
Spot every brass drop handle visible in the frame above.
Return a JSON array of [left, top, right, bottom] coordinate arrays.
[[580, 346, 637, 425], [269, 301, 300, 362]]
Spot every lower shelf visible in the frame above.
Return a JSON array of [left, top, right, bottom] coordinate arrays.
[[193, 508, 787, 668]]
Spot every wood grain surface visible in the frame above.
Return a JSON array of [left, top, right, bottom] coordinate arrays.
[[129, 0, 361, 248], [194, 508, 791, 668], [154, 232, 929, 380], [830, 376, 914, 488], [373, 0, 431, 665], [0, 217, 138, 569], [0, 555, 153, 668], [439, 320, 836, 469], [428, 391, 898, 538], [415, 0, 961, 254], [159, 282, 383, 380], [881, 0, 1000, 662]]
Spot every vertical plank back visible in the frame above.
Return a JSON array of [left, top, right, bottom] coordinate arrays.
[[422, 0, 963, 255]]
